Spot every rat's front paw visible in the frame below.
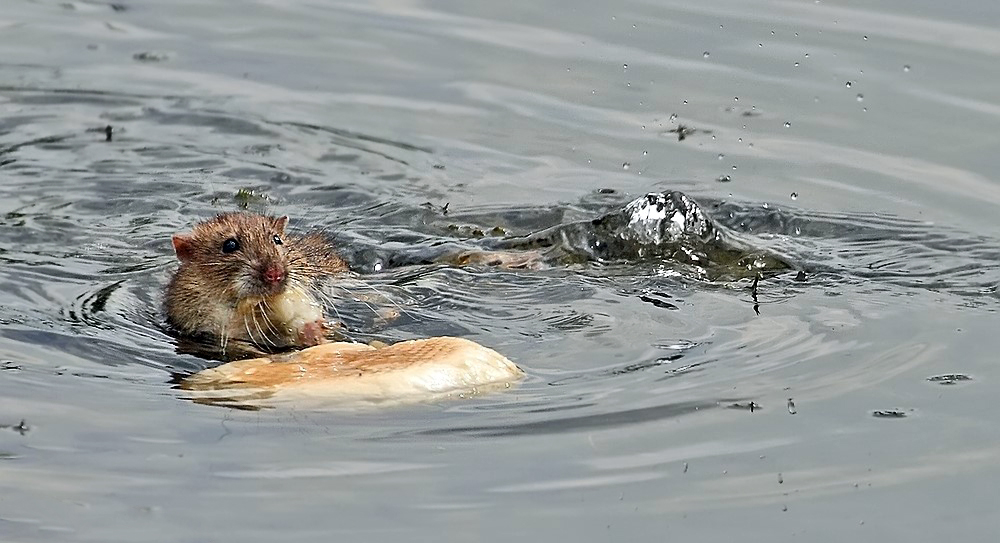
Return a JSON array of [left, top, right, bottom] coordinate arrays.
[[298, 319, 328, 346]]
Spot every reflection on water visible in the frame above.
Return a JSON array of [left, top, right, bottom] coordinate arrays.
[[2, 0, 1000, 540]]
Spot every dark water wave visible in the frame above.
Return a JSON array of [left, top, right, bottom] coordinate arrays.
[[375, 399, 731, 439], [707, 199, 1000, 304]]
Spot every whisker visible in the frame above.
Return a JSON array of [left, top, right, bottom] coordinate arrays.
[[258, 299, 281, 342], [351, 280, 417, 320], [250, 308, 273, 348], [311, 286, 345, 324], [243, 315, 256, 347], [219, 309, 231, 355], [334, 284, 383, 320], [258, 297, 280, 335]]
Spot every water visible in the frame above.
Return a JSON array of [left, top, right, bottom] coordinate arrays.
[[2, 0, 1000, 540]]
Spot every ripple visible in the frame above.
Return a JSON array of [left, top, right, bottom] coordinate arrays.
[[380, 399, 729, 439]]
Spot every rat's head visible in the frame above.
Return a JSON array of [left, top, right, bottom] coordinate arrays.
[[171, 213, 292, 300]]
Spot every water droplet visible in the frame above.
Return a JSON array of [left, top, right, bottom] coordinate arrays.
[[771, 30, 775, 35], [591, 89, 596, 94], [794, 62, 800, 67], [758, 43, 763, 47], [623, 63, 628, 70], [733, 96, 739, 102], [731, 164, 737, 170], [856, 93, 864, 102], [642, 150, 648, 156], [716, 175, 731, 183], [641, 125, 646, 130], [711, 135, 716, 140], [903, 64, 911, 72], [790, 192, 798, 200], [784, 121, 791, 128], [717, 153, 724, 160], [804, 53, 809, 57], [845, 81, 853, 88], [622, 162, 631, 170], [626, 82, 631, 87], [703, 51, 710, 58], [682, 100, 688, 104], [863, 35, 868, 40], [795, 32, 799, 37], [632, 24, 637, 29]]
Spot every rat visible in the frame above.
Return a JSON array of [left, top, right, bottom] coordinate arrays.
[[165, 212, 348, 357]]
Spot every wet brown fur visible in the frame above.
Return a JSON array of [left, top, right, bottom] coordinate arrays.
[[165, 213, 347, 354]]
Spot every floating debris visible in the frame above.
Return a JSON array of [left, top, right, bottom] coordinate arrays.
[[422, 201, 450, 216], [872, 409, 909, 419], [133, 51, 172, 63], [663, 124, 709, 141], [0, 420, 29, 435], [926, 374, 972, 385], [233, 188, 271, 208], [727, 401, 760, 412]]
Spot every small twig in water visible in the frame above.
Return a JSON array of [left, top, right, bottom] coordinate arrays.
[[749, 272, 761, 315], [0, 419, 29, 435]]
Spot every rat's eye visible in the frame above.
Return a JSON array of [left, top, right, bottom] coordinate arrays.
[[221, 238, 240, 254], [272, 235, 283, 246]]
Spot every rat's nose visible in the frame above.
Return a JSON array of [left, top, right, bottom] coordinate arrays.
[[263, 266, 285, 285]]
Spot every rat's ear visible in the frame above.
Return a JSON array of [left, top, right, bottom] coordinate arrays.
[[172, 234, 195, 262], [274, 215, 289, 234]]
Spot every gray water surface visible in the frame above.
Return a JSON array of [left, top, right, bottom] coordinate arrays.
[[2, 0, 999, 541]]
